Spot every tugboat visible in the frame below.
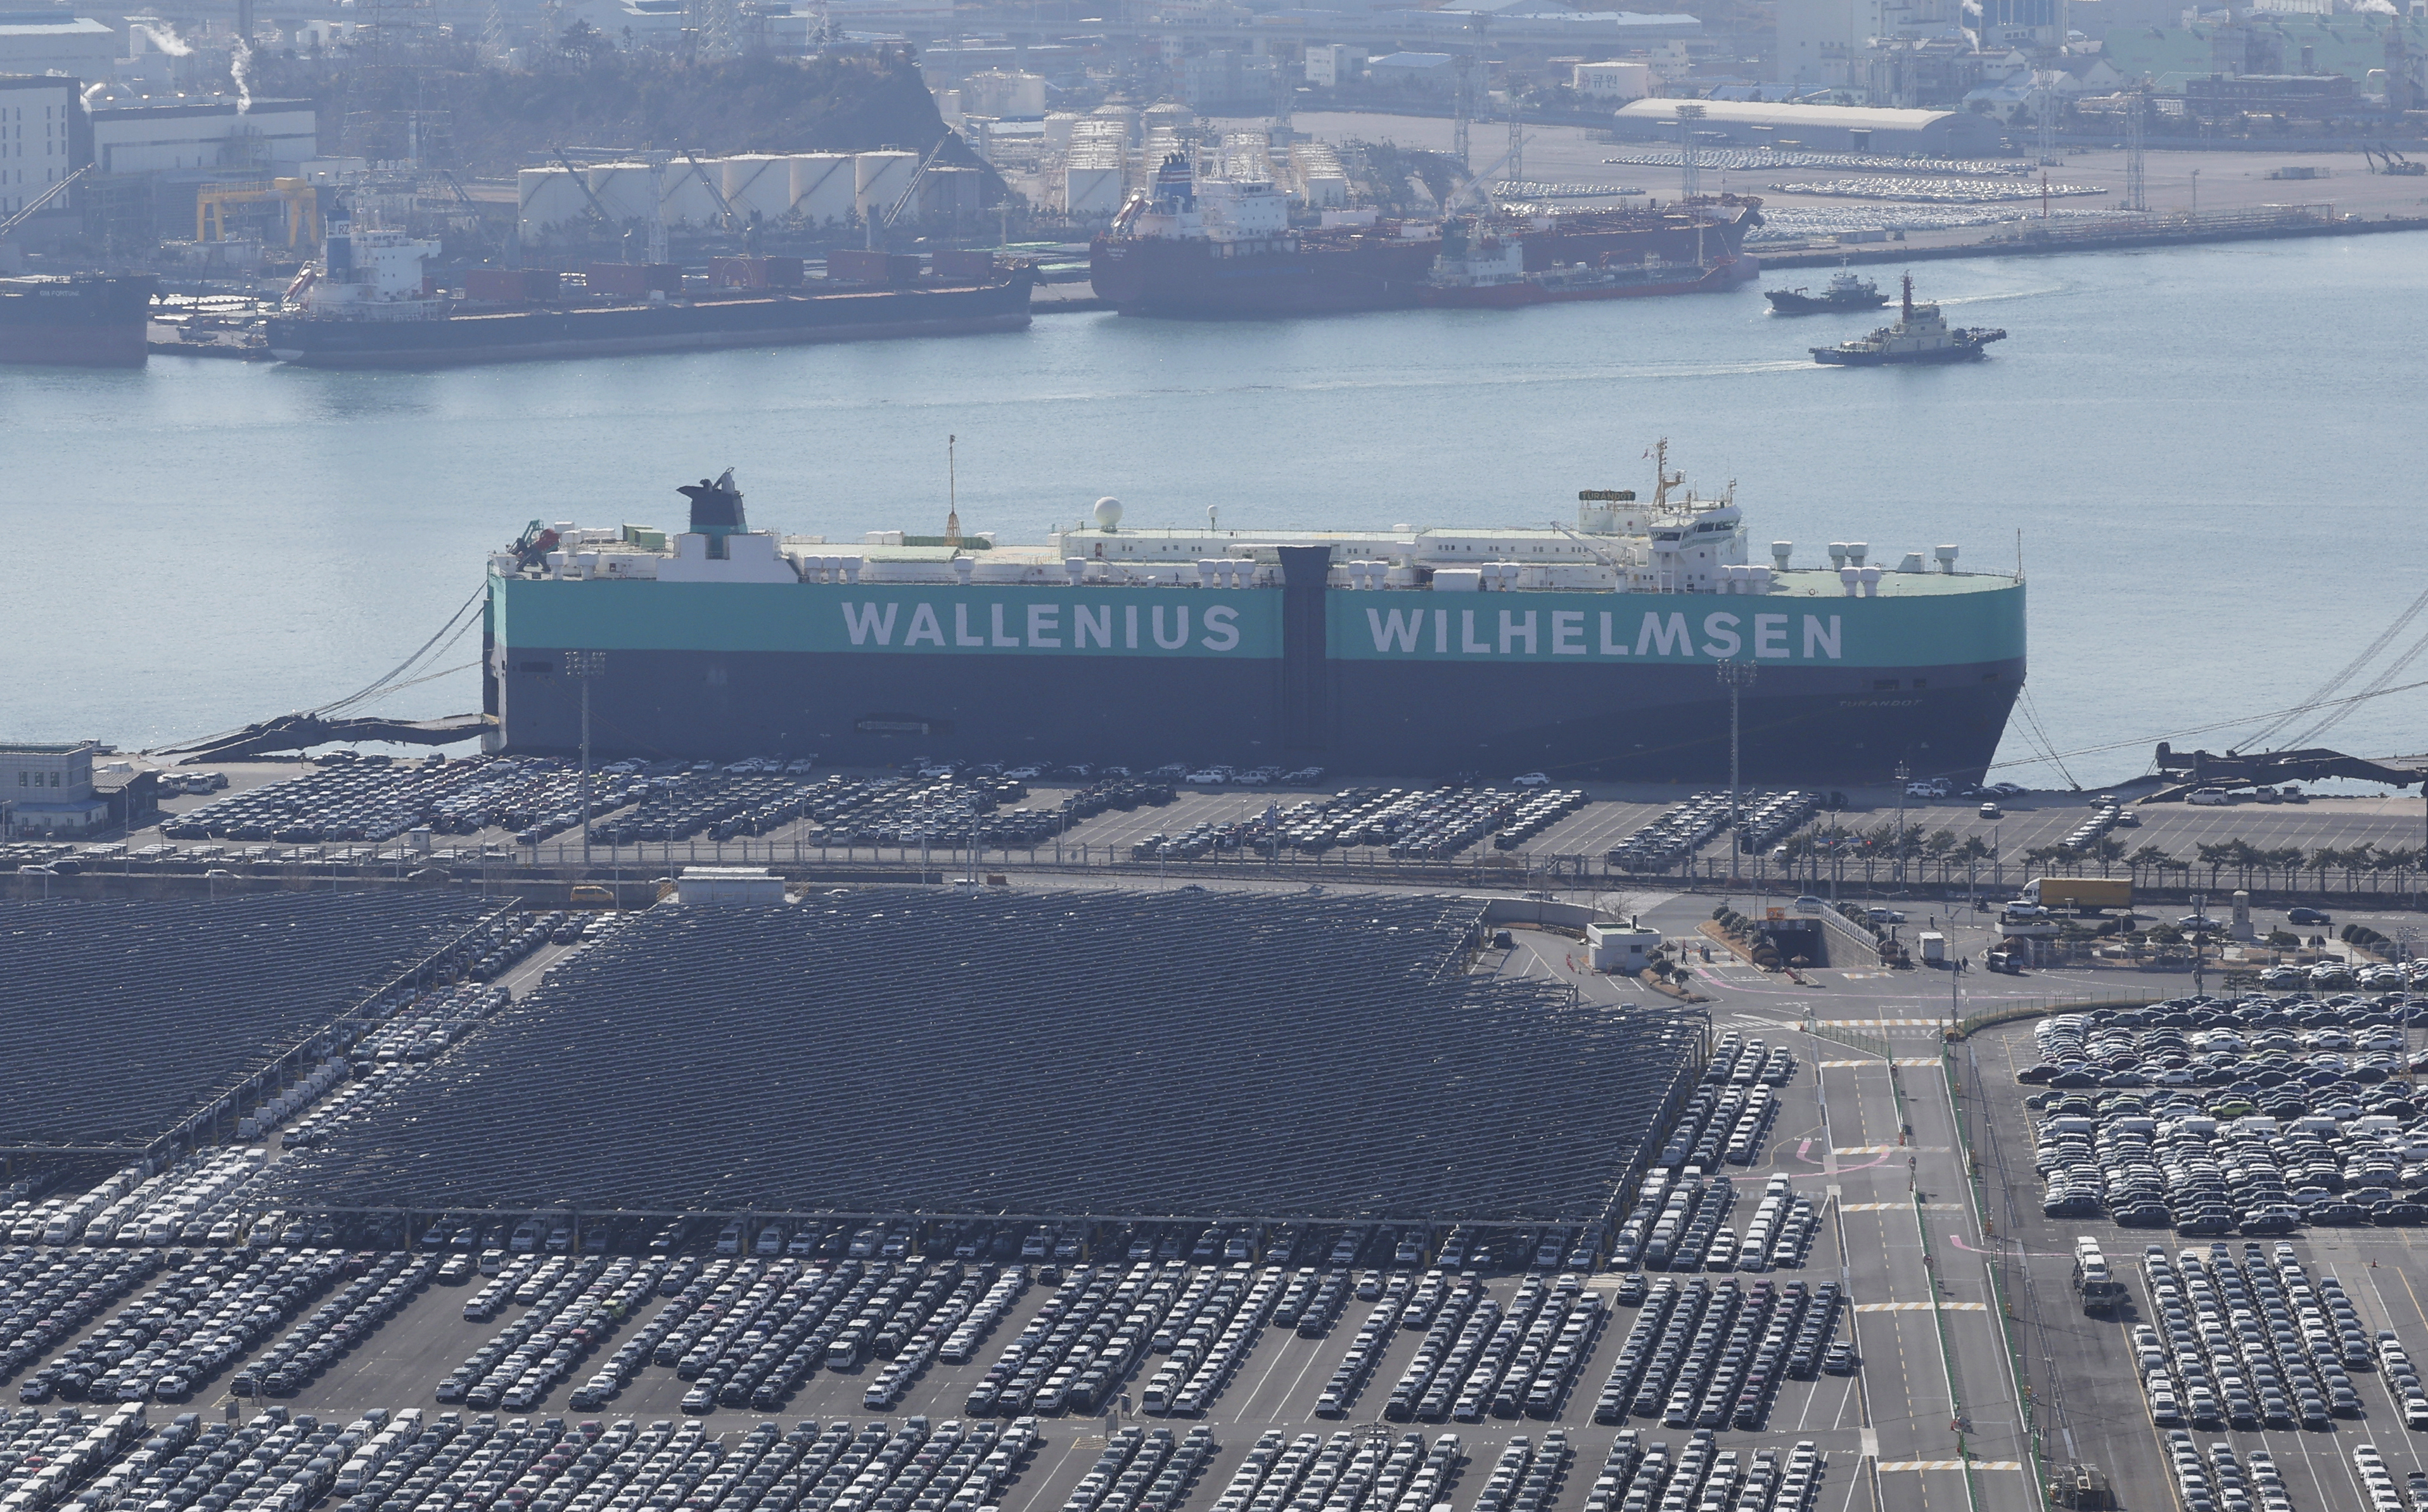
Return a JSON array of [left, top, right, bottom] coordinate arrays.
[[1810, 275, 2005, 365], [1765, 264, 1889, 315]]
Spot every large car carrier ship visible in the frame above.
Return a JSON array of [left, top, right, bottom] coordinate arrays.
[[483, 447, 2025, 784]]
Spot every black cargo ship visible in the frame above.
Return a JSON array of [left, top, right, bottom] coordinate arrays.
[[0, 274, 155, 367], [263, 225, 1034, 368], [267, 272, 1033, 367]]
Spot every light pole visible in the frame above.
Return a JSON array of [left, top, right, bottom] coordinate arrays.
[[563, 651, 607, 866], [1893, 759, 1911, 896], [1717, 661, 1756, 877]]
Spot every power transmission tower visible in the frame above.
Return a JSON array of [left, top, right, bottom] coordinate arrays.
[[480, 0, 508, 65], [2124, 91, 2146, 211], [690, 0, 740, 60], [1675, 101, 1704, 198]]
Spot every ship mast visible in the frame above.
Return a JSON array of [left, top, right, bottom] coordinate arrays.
[[945, 433, 962, 549]]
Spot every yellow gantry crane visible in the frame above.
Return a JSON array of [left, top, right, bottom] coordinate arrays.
[[195, 176, 323, 246]]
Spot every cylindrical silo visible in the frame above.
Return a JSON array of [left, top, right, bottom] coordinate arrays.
[[853, 150, 919, 220], [789, 153, 855, 225]]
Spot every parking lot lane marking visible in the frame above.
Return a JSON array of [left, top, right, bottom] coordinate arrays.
[[1877, 1462, 2022, 1472]]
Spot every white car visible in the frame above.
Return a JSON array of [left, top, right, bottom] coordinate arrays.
[[1512, 772, 1550, 788], [1184, 770, 1227, 784], [2188, 788, 2231, 806]]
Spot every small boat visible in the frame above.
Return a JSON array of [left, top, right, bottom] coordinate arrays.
[[1810, 276, 2005, 365], [1766, 265, 1889, 315]]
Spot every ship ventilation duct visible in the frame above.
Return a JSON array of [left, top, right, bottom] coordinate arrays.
[[1772, 542, 1793, 571], [951, 556, 974, 585], [1065, 557, 1088, 585], [1839, 567, 1860, 597], [1845, 542, 1869, 568], [1858, 566, 1882, 597], [1935, 545, 1958, 574], [1827, 542, 1848, 569]]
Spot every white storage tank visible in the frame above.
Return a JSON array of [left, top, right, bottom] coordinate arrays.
[[1063, 161, 1125, 217], [659, 160, 724, 227], [789, 153, 855, 225], [516, 165, 590, 240], [720, 153, 793, 224], [853, 149, 919, 219], [1042, 110, 1080, 149], [585, 162, 655, 225]]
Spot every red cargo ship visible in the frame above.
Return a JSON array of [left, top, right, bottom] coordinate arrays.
[[1090, 155, 1760, 317]]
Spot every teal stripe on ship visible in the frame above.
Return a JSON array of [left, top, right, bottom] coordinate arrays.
[[494, 579, 1284, 659], [1329, 583, 2024, 668]]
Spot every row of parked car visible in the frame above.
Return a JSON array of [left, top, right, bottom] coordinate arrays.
[[343, 1408, 1032, 1512], [438, 1252, 662, 1410], [2028, 1001, 2428, 1233], [1595, 1275, 1842, 1432], [1593, 1428, 1829, 1512], [0, 1247, 160, 1380], [231, 1252, 438, 1399], [18, 1246, 350, 1406], [1215, 1427, 1458, 1512], [2136, 1242, 2391, 1433], [1374, 1269, 1606, 1423], [1059, 1423, 1213, 1512], [2160, 1433, 2288, 1512], [1607, 792, 1765, 873]]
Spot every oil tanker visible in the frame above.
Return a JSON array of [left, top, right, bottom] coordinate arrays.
[[482, 447, 2026, 785], [1089, 155, 1761, 317], [0, 274, 155, 367]]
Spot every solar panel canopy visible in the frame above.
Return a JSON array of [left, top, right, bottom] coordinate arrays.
[[0, 893, 495, 1150], [272, 890, 1703, 1224]]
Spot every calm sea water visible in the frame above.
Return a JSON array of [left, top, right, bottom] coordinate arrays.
[[5, 232, 2424, 785]]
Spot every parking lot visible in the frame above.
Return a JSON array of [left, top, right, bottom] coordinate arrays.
[[1971, 1012, 2428, 1512], [50, 758, 2420, 908]]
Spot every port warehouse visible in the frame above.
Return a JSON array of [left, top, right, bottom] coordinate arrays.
[[1607, 99, 2005, 155], [2, 889, 1706, 1231]]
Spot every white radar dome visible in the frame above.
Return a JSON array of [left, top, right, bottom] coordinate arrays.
[[1094, 497, 1123, 530]]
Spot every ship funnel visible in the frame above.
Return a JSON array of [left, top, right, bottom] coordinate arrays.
[[1772, 542, 1792, 571], [1935, 544, 1958, 574], [677, 469, 746, 559]]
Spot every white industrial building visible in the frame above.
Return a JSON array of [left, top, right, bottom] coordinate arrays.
[[0, 13, 114, 77], [89, 98, 317, 174], [1775, 0, 1973, 88], [1609, 96, 2003, 153], [1, 741, 106, 836], [0, 75, 80, 220], [1572, 58, 1656, 98]]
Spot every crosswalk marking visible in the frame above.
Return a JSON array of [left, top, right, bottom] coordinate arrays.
[[1877, 1461, 2022, 1473], [1855, 1301, 1990, 1312], [1837, 1202, 1965, 1212], [1818, 1058, 1945, 1068]]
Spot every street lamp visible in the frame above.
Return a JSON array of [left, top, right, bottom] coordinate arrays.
[[563, 651, 608, 864], [1717, 661, 1756, 876], [1892, 759, 1911, 895]]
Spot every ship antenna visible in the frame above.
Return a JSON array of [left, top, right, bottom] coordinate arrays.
[[945, 434, 962, 549]]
